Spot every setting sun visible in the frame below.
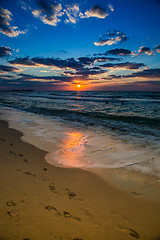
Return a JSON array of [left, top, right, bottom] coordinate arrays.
[[77, 84, 81, 88]]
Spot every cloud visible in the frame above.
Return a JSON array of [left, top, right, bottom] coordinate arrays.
[[94, 56, 121, 62], [8, 57, 36, 66], [31, 1, 110, 26], [32, 57, 83, 69], [0, 73, 76, 90], [0, 46, 11, 57], [126, 68, 160, 79], [9, 55, 122, 75], [0, 65, 21, 73], [101, 62, 145, 70], [105, 48, 132, 56], [64, 4, 80, 24], [137, 46, 154, 55], [32, 0, 63, 26], [94, 30, 128, 46], [154, 44, 160, 53], [18, 73, 74, 82], [64, 67, 106, 78], [9, 56, 83, 70], [83, 4, 108, 19], [94, 36, 128, 46], [0, 8, 27, 37], [107, 68, 160, 80], [77, 57, 95, 65], [78, 56, 121, 64]]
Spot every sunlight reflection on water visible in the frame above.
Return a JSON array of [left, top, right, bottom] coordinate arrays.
[[56, 131, 86, 168]]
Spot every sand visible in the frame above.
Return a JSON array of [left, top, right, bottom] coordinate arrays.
[[0, 119, 160, 240]]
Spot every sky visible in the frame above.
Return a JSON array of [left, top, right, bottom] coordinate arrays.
[[0, 0, 160, 91]]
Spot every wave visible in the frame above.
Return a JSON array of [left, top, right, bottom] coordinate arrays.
[[13, 105, 158, 139]]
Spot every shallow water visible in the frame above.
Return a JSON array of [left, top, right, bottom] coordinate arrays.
[[0, 103, 160, 177]]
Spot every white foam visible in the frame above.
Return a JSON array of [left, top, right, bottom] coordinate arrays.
[[0, 106, 160, 176]]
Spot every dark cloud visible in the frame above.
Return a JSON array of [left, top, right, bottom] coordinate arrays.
[[137, 46, 153, 55], [101, 62, 145, 70], [56, 50, 69, 54], [105, 48, 132, 56], [64, 65, 106, 78], [0, 74, 14, 79], [154, 44, 160, 53], [0, 72, 76, 90], [36, 0, 54, 13], [32, 0, 63, 26], [94, 56, 121, 61], [0, 46, 11, 57], [78, 56, 122, 64], [0, 65, 21, 73], [0, 7, 26, 37], [9, 56, 122, 69], [126, 68, 160, 79], [32, 57, 83, 69], [17, 73, 74, 82], [84, 4, 108, 19], [9, 56, 90, 70], [129, 80, 160, 86], [8, 57, 36, 66], [77, 57, 94, 65], [94, 30, 129, 46], [107, 68, 160, 80]]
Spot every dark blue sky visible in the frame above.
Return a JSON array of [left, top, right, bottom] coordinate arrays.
[[0, 0, 160, 91]]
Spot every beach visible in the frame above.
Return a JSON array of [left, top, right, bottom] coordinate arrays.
[[1, 119, 160, 240], [0, 0, 160, 237]]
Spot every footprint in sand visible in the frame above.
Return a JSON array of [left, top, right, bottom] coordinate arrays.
[[119, 225, 139, 238], [42, 168, 47, 171], [7, 211, 17, 217], [45, 206, 80, 221], [9, 150, 16, 155], [18, 153, 24, 157], [63, 211, 81, 221], [6, 202, 20, 224], [49, 185, 56, 191], [24, 171, 36, 177], [73, 238, 83, 240], [65, 189, 82, 201], [82, 208, 94, 219], [0, 137, 6, 141], [131, 191, 141, 196], [6, 201, 16, 206], [49, 185, 58, 194], [45, 206, 62, 216], [63, 211, 72, 218], [68, 192, 77, 199]]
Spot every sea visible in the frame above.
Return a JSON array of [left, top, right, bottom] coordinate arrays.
[[0, 91, 160, 176]]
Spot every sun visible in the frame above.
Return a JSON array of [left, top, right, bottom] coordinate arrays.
[[77, 84, 81, 88]]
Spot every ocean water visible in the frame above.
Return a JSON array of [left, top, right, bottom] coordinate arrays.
[[0, 91, 160, 176]]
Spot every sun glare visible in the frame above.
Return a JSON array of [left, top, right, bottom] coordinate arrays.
[[77, 84, 81, 88]]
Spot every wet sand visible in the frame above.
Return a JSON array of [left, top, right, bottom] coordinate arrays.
[[0, 119, 160, 240]]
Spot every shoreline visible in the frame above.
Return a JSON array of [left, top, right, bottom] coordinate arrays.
[[1, 119, 160, 239]]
